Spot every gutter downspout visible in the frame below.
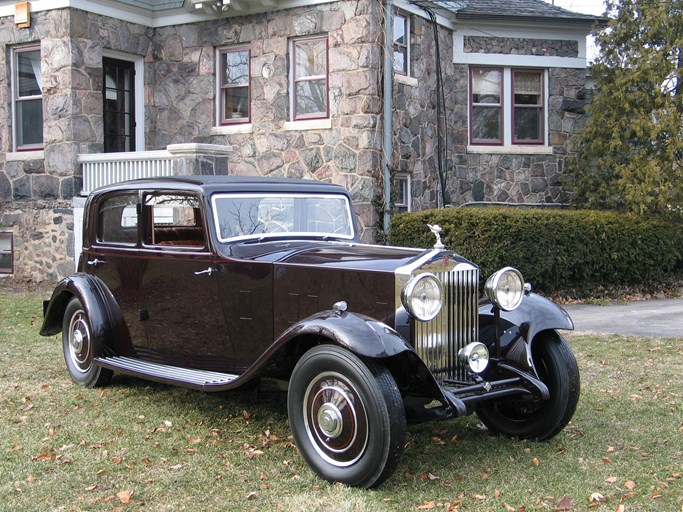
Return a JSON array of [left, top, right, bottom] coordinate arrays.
[[383, 0, 393, 234]]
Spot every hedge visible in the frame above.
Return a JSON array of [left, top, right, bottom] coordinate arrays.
[[388, 207, 683, 294]]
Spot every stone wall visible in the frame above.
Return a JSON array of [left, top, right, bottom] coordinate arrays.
[[394, 22, 588, 210], [0, 9, 154, 282], [146, 2, 385, 241], [0, 3, 591, 283]]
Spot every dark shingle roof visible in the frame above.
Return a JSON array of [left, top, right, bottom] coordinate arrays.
[[423, 0, 605, 24]]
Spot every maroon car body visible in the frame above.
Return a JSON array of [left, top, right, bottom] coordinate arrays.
[[41, 175, 579, 488]]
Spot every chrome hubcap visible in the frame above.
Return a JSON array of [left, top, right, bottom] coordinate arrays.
[[317, 402, 344, 439], [68, 310, 91, 373], [303, 371, 369, 467]]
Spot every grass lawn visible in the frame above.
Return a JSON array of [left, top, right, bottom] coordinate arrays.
[[1, 290, 681, 511]]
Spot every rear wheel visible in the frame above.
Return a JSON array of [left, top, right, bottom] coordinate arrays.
[[62, 297, 112, 388], [476, 331, 579, 440], [288, 345, 406, 488]]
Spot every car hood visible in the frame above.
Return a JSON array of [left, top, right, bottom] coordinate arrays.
[[223, 240, 426, 272]]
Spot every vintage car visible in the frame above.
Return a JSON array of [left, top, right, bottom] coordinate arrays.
[[40, 175, 579, 488]]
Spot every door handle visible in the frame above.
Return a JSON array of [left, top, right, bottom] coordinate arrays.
[[194, 267, 216, 276], [87, 259, 106, 267]]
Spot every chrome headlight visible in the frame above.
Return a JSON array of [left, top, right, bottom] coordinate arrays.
[[458, 342, 490, 373], [485, 267, 525, 311], [401, 273, 442, 322]]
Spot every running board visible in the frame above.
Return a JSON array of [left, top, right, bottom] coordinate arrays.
[[95, 356, 240, 391]]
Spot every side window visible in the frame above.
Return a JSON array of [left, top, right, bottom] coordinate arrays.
[[97, 194, 139, 244], [0, 231, 14, 274], [291, 36, 328, 120], [12, 45, 43, 151], [393, 12, 410, 76], [470, 67, 503, 145], [145, 194, 205, 247], [394, 173, 411, 213], [218, 47, 250, 124]]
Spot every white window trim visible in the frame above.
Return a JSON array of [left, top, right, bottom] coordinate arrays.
[[395, 173, 412, 212], [393, 10, 411, 78], [468, 67, 549, 149], [11, 44, 43, 152], [102, 49, 145, 151]]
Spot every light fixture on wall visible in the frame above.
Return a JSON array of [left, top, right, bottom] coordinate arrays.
[[189, 0, 231, 15]]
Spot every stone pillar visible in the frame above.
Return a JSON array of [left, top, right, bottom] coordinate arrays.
[[167, 143, 232, 176]]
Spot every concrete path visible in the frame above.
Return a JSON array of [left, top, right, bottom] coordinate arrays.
[[562, 298, 683, 338]]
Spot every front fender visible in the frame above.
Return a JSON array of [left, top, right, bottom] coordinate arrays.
[[39, 273, 128, 354], [479, 292, 573, 351], [275, 309, 414, 359]]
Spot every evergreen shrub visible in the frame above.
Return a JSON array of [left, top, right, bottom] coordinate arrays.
[[388, 208, 683, 294]]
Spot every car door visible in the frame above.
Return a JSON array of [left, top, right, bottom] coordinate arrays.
[[137, 192, 235, 372]]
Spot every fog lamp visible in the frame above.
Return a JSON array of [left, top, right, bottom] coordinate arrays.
[[458, 342, 490, 374]]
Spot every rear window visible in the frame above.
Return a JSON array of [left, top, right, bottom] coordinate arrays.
[[97, 194, 139, 244]]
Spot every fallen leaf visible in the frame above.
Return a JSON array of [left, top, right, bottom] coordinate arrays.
[[605, 476, 617, 484], [432, 437, 445, 445], [417, 502, 436, 510], [168, 463, 185, 471], [532, 457, 540, 467], [625, 480, 636, 490], [245, 492, 257, 500], [555, 495, 574, 510], [116, 489, 134, 504], [590, 492, 605, 502], [602, 457, 612, 463]]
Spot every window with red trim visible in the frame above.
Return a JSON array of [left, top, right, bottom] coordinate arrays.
[[219, 47, 250, 124], [469, 67, 546, 146], [292, 36, 328, 120]]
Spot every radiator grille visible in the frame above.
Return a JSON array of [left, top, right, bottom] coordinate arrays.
[[413, 266, 479, 383]]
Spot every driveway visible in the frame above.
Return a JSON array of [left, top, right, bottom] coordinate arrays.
[[562, 298, 683, 338]]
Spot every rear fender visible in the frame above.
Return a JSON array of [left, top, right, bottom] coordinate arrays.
[[39, 274, 129, 354]]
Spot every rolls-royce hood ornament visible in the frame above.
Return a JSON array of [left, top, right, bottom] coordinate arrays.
[[427, 224, 445, 250]]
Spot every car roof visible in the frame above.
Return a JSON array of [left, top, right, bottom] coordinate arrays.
[[91, 175, 352, 197]]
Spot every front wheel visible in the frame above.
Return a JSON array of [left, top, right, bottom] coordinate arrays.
[[287, 345, 406, 488], [62, 297, 113, 388], [476, 331, 579, 440]]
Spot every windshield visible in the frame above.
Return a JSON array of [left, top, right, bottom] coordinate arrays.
[[211, 193, 355, 242]]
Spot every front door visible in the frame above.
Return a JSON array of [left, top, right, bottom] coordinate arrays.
[[103, 57, 135, 152]]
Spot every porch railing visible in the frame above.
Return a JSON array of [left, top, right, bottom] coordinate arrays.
[[78, 144, 232, 195], [78, 150, 175, 195]]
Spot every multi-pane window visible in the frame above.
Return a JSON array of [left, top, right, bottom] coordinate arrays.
[[470, 68, 503, 144], [469, 67, 546, 146], [292, 36, 328, 120], [219, 47, 250, 124], [0, 232, 13, 274], [394, 174, 411, 213], [12, 45, 43, 151], [512, 70, 544, 144], [393, 12, 409, 75]]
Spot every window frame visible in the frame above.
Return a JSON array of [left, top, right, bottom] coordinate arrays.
[[394, 173, 412, 213], [469, 67, 504, 146], [0, 231, 14, 275], [11, 44, 43, 152], [217, 46, 251, 125], [291, 35, 329, 121], [511, 69, 545, 145], [393, 11, 410, 76], [469, 66, 547, 147]]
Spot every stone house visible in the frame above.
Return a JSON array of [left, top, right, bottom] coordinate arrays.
[[0, 0, 601, 283]]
